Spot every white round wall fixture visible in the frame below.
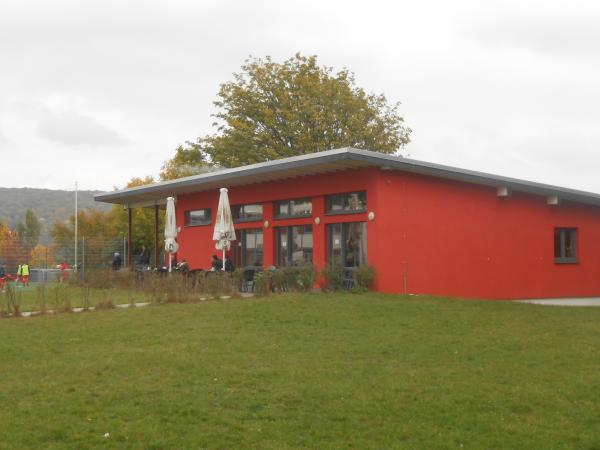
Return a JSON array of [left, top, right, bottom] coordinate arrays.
[[314, 217, 321, 225], [264, 220, 270, 229], [368, 211, 375, 221]]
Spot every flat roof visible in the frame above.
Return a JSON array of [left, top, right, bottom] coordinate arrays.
[[94, 147, 600, 207]]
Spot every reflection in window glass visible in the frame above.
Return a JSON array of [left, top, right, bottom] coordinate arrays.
[[291, 199, 312, 216], [277, 225, 313, 266], [185, 209, 211, 226], [326, 191, 366, 213], [327, 222, 367, 267], [554, 228, 577, 263], [275, 198, 312, 217], [242, 228, 263, 267], [232, 204, 263, 222]]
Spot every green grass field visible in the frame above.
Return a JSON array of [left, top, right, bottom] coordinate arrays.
[[1, 293, 599, 449]]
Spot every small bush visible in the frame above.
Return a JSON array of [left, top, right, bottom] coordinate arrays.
[[5, 284, 20, 317], [353, 265, 376, 293], [254, 270, 273, 296], [95, 299, 115, 310], [321, 264, 344, 292], [269, 269, 287, 293], [296, 264, 316, 292]]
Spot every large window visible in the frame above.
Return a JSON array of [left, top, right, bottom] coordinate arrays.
[[554, 228, 578, 263], [328, 222, 367, 267], [275, 198, 312, 218], [326, 191, 367, 214], [185, 208, 211, 226], [232, 204, 263, 222], [234, 228, 263, 267], [276, 225, 313, 266]]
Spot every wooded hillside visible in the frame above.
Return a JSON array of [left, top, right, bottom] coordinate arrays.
[[0, 187, 110, 244]]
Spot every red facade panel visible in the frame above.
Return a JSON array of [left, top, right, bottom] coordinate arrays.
[[376, 170, 600, 299]]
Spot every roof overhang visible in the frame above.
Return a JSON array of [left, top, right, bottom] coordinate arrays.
[[94, 147, 600, 208]]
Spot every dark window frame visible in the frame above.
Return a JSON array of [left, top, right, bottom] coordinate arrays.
[[554, 227, 578, 264], [274, 198, 312, 219], [184, 208, 212, 227], [325, 191, 367, 215], [240, 228, 264, 267], [276, 225, 313, 266], [232, 204, 263, 223], [327, 222, 368, 268]]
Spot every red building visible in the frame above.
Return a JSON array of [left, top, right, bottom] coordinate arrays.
[[96, 148, 600, 299]]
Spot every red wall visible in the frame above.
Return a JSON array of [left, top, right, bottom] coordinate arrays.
[[173, 167, 600, 300], [375, 170, 600, 299]]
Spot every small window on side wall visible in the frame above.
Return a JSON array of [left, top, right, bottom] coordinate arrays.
[[185, 209, 211, 226], [554, 228, 577, 263]]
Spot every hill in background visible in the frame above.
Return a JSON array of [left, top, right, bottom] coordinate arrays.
[[0, 187, 111, 244]]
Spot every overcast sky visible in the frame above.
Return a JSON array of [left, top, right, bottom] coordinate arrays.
[[1, 0, 599, 193]]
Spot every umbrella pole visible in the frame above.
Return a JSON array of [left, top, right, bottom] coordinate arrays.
[[222, 247, 226, 271], [169, 253, 172, 273]]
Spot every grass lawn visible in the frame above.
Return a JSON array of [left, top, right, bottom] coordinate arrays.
[[0, 293, 599, 449]]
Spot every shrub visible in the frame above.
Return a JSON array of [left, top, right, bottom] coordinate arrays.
[[320, 264, 344, 292], [95, 299, 115, 310], [5, 283, 20, 317], [254, 270, 273, 296], [296, 264, 316, 292], [353, 265, 376, 293]]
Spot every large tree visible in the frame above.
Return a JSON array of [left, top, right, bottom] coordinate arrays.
[[164, 53, 411, 172], [17, 209, 41, 251]]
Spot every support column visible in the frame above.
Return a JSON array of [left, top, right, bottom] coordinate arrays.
[[127, 207, 133, 269], [312, 196, 326, 271], [262, 203, 274, 268], [154, 205, 159, 268]]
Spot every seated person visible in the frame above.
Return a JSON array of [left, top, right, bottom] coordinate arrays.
[[177, 259, 189, 275], [211, 255, 223, 271], [224, 255, 235, 273]]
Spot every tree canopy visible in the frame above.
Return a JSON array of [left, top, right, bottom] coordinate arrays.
[[163, 53, 411, 173], [17, 209, 41, 251]]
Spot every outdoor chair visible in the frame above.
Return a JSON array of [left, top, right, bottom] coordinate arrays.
[[242, 268, 256, 293], [342, 268, 355, 290]]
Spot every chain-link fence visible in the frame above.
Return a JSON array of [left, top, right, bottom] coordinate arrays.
[[0, 236, 167, 284]]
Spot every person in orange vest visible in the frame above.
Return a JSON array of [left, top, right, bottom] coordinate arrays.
[[58, 260, 70, 283]]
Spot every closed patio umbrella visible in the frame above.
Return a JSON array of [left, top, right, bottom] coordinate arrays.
[[164, 196, 179, 272], [213, 188, 236, 270]]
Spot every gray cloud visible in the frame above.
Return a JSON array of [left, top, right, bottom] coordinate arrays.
[[462, 4, 600, 60], [0, 0, 599, 192], [36, 109, 128, 147]]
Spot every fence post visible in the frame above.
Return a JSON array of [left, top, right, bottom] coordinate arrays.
[[82, 237, 85, 282], [123, 236, 127, 269]]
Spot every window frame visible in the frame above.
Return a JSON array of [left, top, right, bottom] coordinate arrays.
[[325, 191, 367, 215], [274, 198, 313, 219], [327, 222, 368, 268], [275, 225, 313, 266], [554, 227, 578, 264], [184, 208, 212, 227], [231, 204, 263, 223], [240, 228, 264, 268]]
